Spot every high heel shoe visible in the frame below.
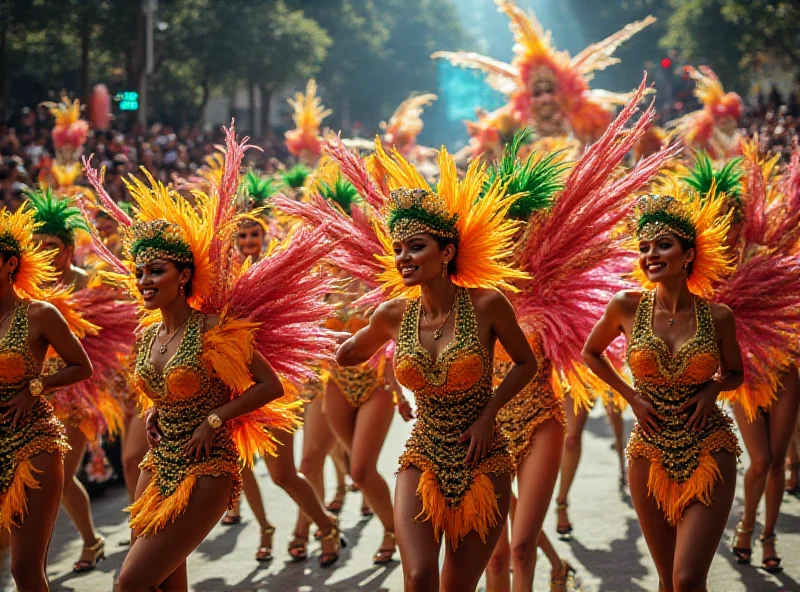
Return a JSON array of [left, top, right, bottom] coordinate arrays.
[[287, 531, 309, 562], [731, 520, 753, 564], [319, 516, 347, 568], [73, 536, 105, 573], [326, 485, 347, 514], [760, 532, 783, 573], [550, 560, 576, 592], [372, 531, 396, 565], [255, 524, 275, 562], [555, 502, 573, 540]]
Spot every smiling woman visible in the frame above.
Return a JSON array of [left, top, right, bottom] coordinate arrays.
[[582, 191, 743, 592], [81, 123, 340, 591], [329, 140, 537, 591]]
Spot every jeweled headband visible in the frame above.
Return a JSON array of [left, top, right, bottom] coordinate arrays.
[[387, 187, 459, 242], [0, 233, 21, 257], [631, 194, 697, 242], [128, 220, 194, 266]]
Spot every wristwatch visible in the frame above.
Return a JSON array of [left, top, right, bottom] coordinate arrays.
[[29, 377, 44, 398], [207, 413, 223, 430]]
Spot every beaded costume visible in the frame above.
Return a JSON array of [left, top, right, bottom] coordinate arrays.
[[81, 124, 337, 536], [0, 207, 70, 531], [625, 192, 739, 524], [276, 133, 527, 549], [129, 311, 243, 534], [0, 302, 70, 531], [324, 315, 386, 409], [493, 333, 563, 469], [396, 288, 512, 549], [627, 291, 738, 524]]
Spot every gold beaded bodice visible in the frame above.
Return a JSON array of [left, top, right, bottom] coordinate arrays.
[[626, 291, 736, 486], [0, 301, 68, 514], [395, 287, 511, 508], [494, 330, 564, 469], [0, 302, 36, 401], [132, 310, 238, 499]]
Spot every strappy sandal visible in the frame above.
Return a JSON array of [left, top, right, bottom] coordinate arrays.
[[220, 512, 242, 526], [759, 532, 783, 573], [555, 502, 573, 540], [73, 536, 105, 573], [326, 485, 347, 514], [373, 531, 396, 565], [732, 520, 753, 564], [550, 560, 576, 592], [319, 516, 347, 568], [287, 531, 309, 562], [255, 524, 275, 562]]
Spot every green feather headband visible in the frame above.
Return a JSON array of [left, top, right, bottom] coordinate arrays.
[[631, 194, 696, 242], [319, 176, 360, 216], [243, 170, 279, 208], [282, 164, 312, 189], [483, 128, 568, 220], [128, 220, 193, 266], [683, 152, 743, 198], [25, 187, 90, 246], [387, 188, 459, 242]]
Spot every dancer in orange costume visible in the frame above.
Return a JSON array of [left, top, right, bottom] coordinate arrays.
[[583, 190, 743, 592], [0, 205, 93, 591], [434, 0, 654, 159], [82, 124, 344, 589]]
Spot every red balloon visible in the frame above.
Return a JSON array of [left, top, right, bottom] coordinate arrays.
[[90, 84, 111, 130]]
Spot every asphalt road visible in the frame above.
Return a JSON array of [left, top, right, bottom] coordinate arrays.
[[2, 403, 799, 591]]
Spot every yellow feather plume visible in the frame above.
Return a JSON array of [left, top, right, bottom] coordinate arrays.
[[630, 185, 734, 297], [372, 139, 528, 299], [0, 205, 58, 300], [122, 169, 214, 307]]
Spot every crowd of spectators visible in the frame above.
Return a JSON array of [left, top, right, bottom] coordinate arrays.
[[0, 104, 290, 210], [2, 85, 799, 212]]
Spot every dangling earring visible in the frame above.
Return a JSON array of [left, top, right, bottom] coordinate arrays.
[[7, 271, 12, 284], [442, 260, 448, 278], [179, 283, 185, 296]]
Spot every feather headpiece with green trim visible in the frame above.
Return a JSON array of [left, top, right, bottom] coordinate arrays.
[[319, 176, 360, 216], [243, 170, 279, 209], [683, 152, 742, 198], [483, 129, 568, 220], [630, 193, 696, 241], [25, 187, 90, 246], [282, 164, 311, 189], [387, 187, 459, 242]]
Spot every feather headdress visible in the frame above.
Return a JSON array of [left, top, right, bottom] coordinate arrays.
[[666, 66, 743, 158], [43, 94, 89, 152], [434, 0, 654, 145], [25, 187, 91, 247], [380, 93, 437, 157], [284, 79, 332, 159], [629, 189, 734, 297], [0, 206, 58, 300], [371, 138, 528, 298]]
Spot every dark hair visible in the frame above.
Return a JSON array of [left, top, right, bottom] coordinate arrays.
[[675, 235, 695, 278], [173, 260, 194, 297], [0, 251, 19, 279], [433, 235, 459, 276]]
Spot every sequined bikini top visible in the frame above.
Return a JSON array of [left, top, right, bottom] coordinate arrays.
[[0, 301, 35, 393], [394, 287, 490, 396], [133, 310, 224, 406], [627, 291, 718, 389]]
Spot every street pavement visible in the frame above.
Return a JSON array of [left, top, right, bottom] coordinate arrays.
[[2, 402, 799, 591]]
